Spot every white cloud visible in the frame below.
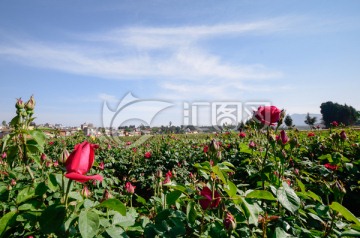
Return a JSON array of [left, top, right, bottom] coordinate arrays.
[[89, 17, 293, 50], [0, 19, 287, 101]]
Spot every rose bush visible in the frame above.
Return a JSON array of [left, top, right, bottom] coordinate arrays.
[[1, 98, 360, 237]]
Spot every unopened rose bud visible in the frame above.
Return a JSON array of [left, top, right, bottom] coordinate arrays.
[[99, 161, 104, 170], [59, 149, 70, 164], [340, 131, 347, 140], [1, 152, 6, 159], [294, 168, 299, 175], [223, 212, 236, 231], [41, 153, 47, 161], [25, 95, 36, 111], [81, 186, 91, 198], [125, 182, 136, 194], [15, 98, 25, 109], [102, 190, 113, 201], [210, 139, 220, 152], [53, 161, 59, 167], [10, 179, 16, 186], [46, 161, 52, 168], [249, 140, 256, 149]]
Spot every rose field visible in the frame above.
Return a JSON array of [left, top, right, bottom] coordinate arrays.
[[1, 98, 360, 238]]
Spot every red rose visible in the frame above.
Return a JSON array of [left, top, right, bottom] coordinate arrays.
[[324, 163, 338, 171], [203, 145, 209, 153], [144, 151, 152, 158], [307, 132, 315, 137], [239, 132, 246, 138], [199, 186, 221, 210], [65, 141, 103, 183], [166, 170, 172, 178], [254, 106, 281, 126]]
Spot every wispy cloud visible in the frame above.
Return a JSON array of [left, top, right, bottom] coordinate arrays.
[[0, 18, 292, 100], [87, 17, 296, 49]]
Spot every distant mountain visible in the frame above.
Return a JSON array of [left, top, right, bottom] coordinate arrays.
[[288, 113, 322, 127]]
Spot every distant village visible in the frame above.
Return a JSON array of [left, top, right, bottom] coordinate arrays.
[[0, 121, 220, 139]]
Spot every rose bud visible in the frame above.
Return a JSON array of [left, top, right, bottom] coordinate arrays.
[[15, 98, 25, 109], [10, 179, 16, 186], [81, 186, 91, 198], [340, 130, 347, 140], [125, 182, 136, 194], [25, 95, 36, 111], [223, 212, 236, 231], [59, 149, 70, 164]]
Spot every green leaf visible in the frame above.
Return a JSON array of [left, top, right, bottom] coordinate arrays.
[[48, 173, 59, 192], [135, 195, 147, 206], [97, 198, 126, 216], [106, 226, 128, 238], [238, 196, 259, 226], [306, 190, 322, 203], [112, 211, 136, 228], [341, 229, 360, 237], [9, 115, 19, 127], [273, 227, 293, 237], [35, 182, 48, 197], [16, 186, 35, 204], [212, 165, 227, 184], [28, 129, 46, 147], [296, 178, 306, 193], [318, 154, 332, 162], [186, 202, 197, 224], [26, 140, 44, 154], [40, 204, 66, 234], [330, 202, 360, 226], [277, 182, 300, 214], [246, 190, 277, 201], [166, 190, 182, 206], [224, 180, 237, 198], [79, 210, 99, 238], [0, 210, 17, 238]]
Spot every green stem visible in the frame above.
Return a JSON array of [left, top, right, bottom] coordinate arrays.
[[323, 211, 336, 237], [64, 179, 73, 209], [26, 165, 35, 181]]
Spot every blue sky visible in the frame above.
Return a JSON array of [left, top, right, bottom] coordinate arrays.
[[0, 1, 359, 127]]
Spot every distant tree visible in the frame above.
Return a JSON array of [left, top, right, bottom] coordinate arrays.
[[284, 115, 293, 128], [320, 101, 359, 127], [304, 113, 317, 128], [1, 120, 6, 127]]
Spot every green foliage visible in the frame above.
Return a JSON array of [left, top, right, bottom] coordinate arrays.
[[1, 97, 360, 237]]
